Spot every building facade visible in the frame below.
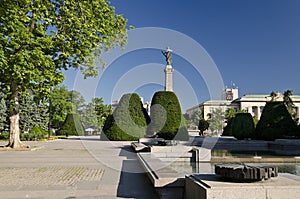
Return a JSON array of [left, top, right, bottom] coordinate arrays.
[[186, 88, 300, 121]]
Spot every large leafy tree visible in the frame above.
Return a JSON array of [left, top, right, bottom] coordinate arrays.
[[49, 85, 73, 129], [0, 92, 8, 132], [0, 0, 127, 148], [80, 98, 112, 131], [19, 92, 49, 133], [208, 108, 225, 135], [69, 90, 85, 113]]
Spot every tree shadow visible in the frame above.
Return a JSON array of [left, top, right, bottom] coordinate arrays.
[[117, 146, 159, 199]]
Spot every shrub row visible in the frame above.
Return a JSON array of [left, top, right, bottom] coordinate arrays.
[[102, 91, 189, 141], [223, 102, 300, 140], [0, 126, 48, 141]]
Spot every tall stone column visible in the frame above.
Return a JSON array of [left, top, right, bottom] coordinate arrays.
[[162, 47, 174, 91], [165, 65, 173, 91], [257, 106, 261, 119]]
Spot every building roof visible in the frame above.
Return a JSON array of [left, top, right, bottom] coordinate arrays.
[[203, 100, 234, 105], [236, 94, 300, 102]]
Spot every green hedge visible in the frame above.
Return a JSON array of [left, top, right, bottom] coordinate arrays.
[[231, 113, 255, 140], [0, 131, 9, 140], [147, 91, 188, 140], [255, 102, 299, 140], [57, 113, 84, 136], [223, 117, 233, 136], [102, 93, 150, 141], [21, 126, 48, 141]]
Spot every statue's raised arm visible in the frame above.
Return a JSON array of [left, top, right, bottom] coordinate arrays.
[[162, 47, 172, 65]]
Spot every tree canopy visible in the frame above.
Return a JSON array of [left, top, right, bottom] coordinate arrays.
[[208, 108, 225, 134], [0, 0, 128, 148]]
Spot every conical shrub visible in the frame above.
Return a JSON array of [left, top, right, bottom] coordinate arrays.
[[57, 113, 84, 136], [147, 91, 188, 140], [102, 93, 150, 141], [255, 102, 299, 140]]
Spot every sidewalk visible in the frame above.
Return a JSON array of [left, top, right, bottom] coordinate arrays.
[[0, 137, 158, 199]]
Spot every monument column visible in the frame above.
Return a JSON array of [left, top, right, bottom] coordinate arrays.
[[162, 47, 174, 91]]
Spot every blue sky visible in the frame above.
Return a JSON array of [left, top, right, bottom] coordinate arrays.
[[63, 0, 300, 111]]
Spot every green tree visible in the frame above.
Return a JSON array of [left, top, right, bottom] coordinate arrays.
[[0, 0, 127, 148], [69, 90, 85, 113], [223, 108, 247, 136], [269, 91, 278, 102], [198, 119, 209, 136], [57, 113, 84, 136], [255, 102, 299, 140], [283, 89, 295, 118], [0, 92, 8, 132], [19, 92, 49, 133], [147, 91, 188, 140], [209, 108, 225, 135], [80, 98, 112, 131], [102, 93, 150, 141], [231, 113, 255, 140], [49, 85, 73, 129]]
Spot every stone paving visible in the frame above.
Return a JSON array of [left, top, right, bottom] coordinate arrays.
[[0, 137, 158, 199]]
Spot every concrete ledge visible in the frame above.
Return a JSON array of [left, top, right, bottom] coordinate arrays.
[[185, 174, 300, 199], [137, 153, 185, 188], [137, 153, 185, 199], [131, 142, 150, 152], [211, 156, 300, 163]]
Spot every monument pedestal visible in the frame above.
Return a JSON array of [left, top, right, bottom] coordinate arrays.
[[185, 173, 300, 199]]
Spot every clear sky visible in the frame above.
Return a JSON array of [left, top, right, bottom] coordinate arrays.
[[63, 0, 300, 111]]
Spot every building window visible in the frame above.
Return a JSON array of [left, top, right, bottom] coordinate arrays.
[[226, 91, 233, 100]]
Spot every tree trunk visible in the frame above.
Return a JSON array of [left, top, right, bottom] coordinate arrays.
[[6, 82, 28, 148]]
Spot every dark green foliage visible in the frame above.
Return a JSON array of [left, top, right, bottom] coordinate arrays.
[[57, 113, 84, 136], [198, 119, 209, 136], [223, 118, 233, 136], [231, 113, 255, 140], [222, 108, 248, 137], [0, 131, 9, 140], [0, 93, 8, 132], [20, 126, 48, 141], [147, 91, 188, 140], [102, 93, 150, 141], [255, 102, 299, 140]]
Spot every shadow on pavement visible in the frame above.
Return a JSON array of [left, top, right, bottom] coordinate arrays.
[[117, 146, 159, 199]]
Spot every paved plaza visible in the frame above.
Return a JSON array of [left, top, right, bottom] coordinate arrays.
[[0, 137, 158, 199]]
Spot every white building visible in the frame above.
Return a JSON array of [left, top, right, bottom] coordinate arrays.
[[186, 88, 300, 121]]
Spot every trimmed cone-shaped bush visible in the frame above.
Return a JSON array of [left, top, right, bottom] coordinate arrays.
[[231, 113, 255, 140], [255, 102, 299, 140], [57, 113, 84, 136], [102, 93, 150, 141], [147, 91, 188, 140], [222, 118, 233, 136]]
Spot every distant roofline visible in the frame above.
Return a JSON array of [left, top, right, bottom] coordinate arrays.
[[186, 94, 300, 112]]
